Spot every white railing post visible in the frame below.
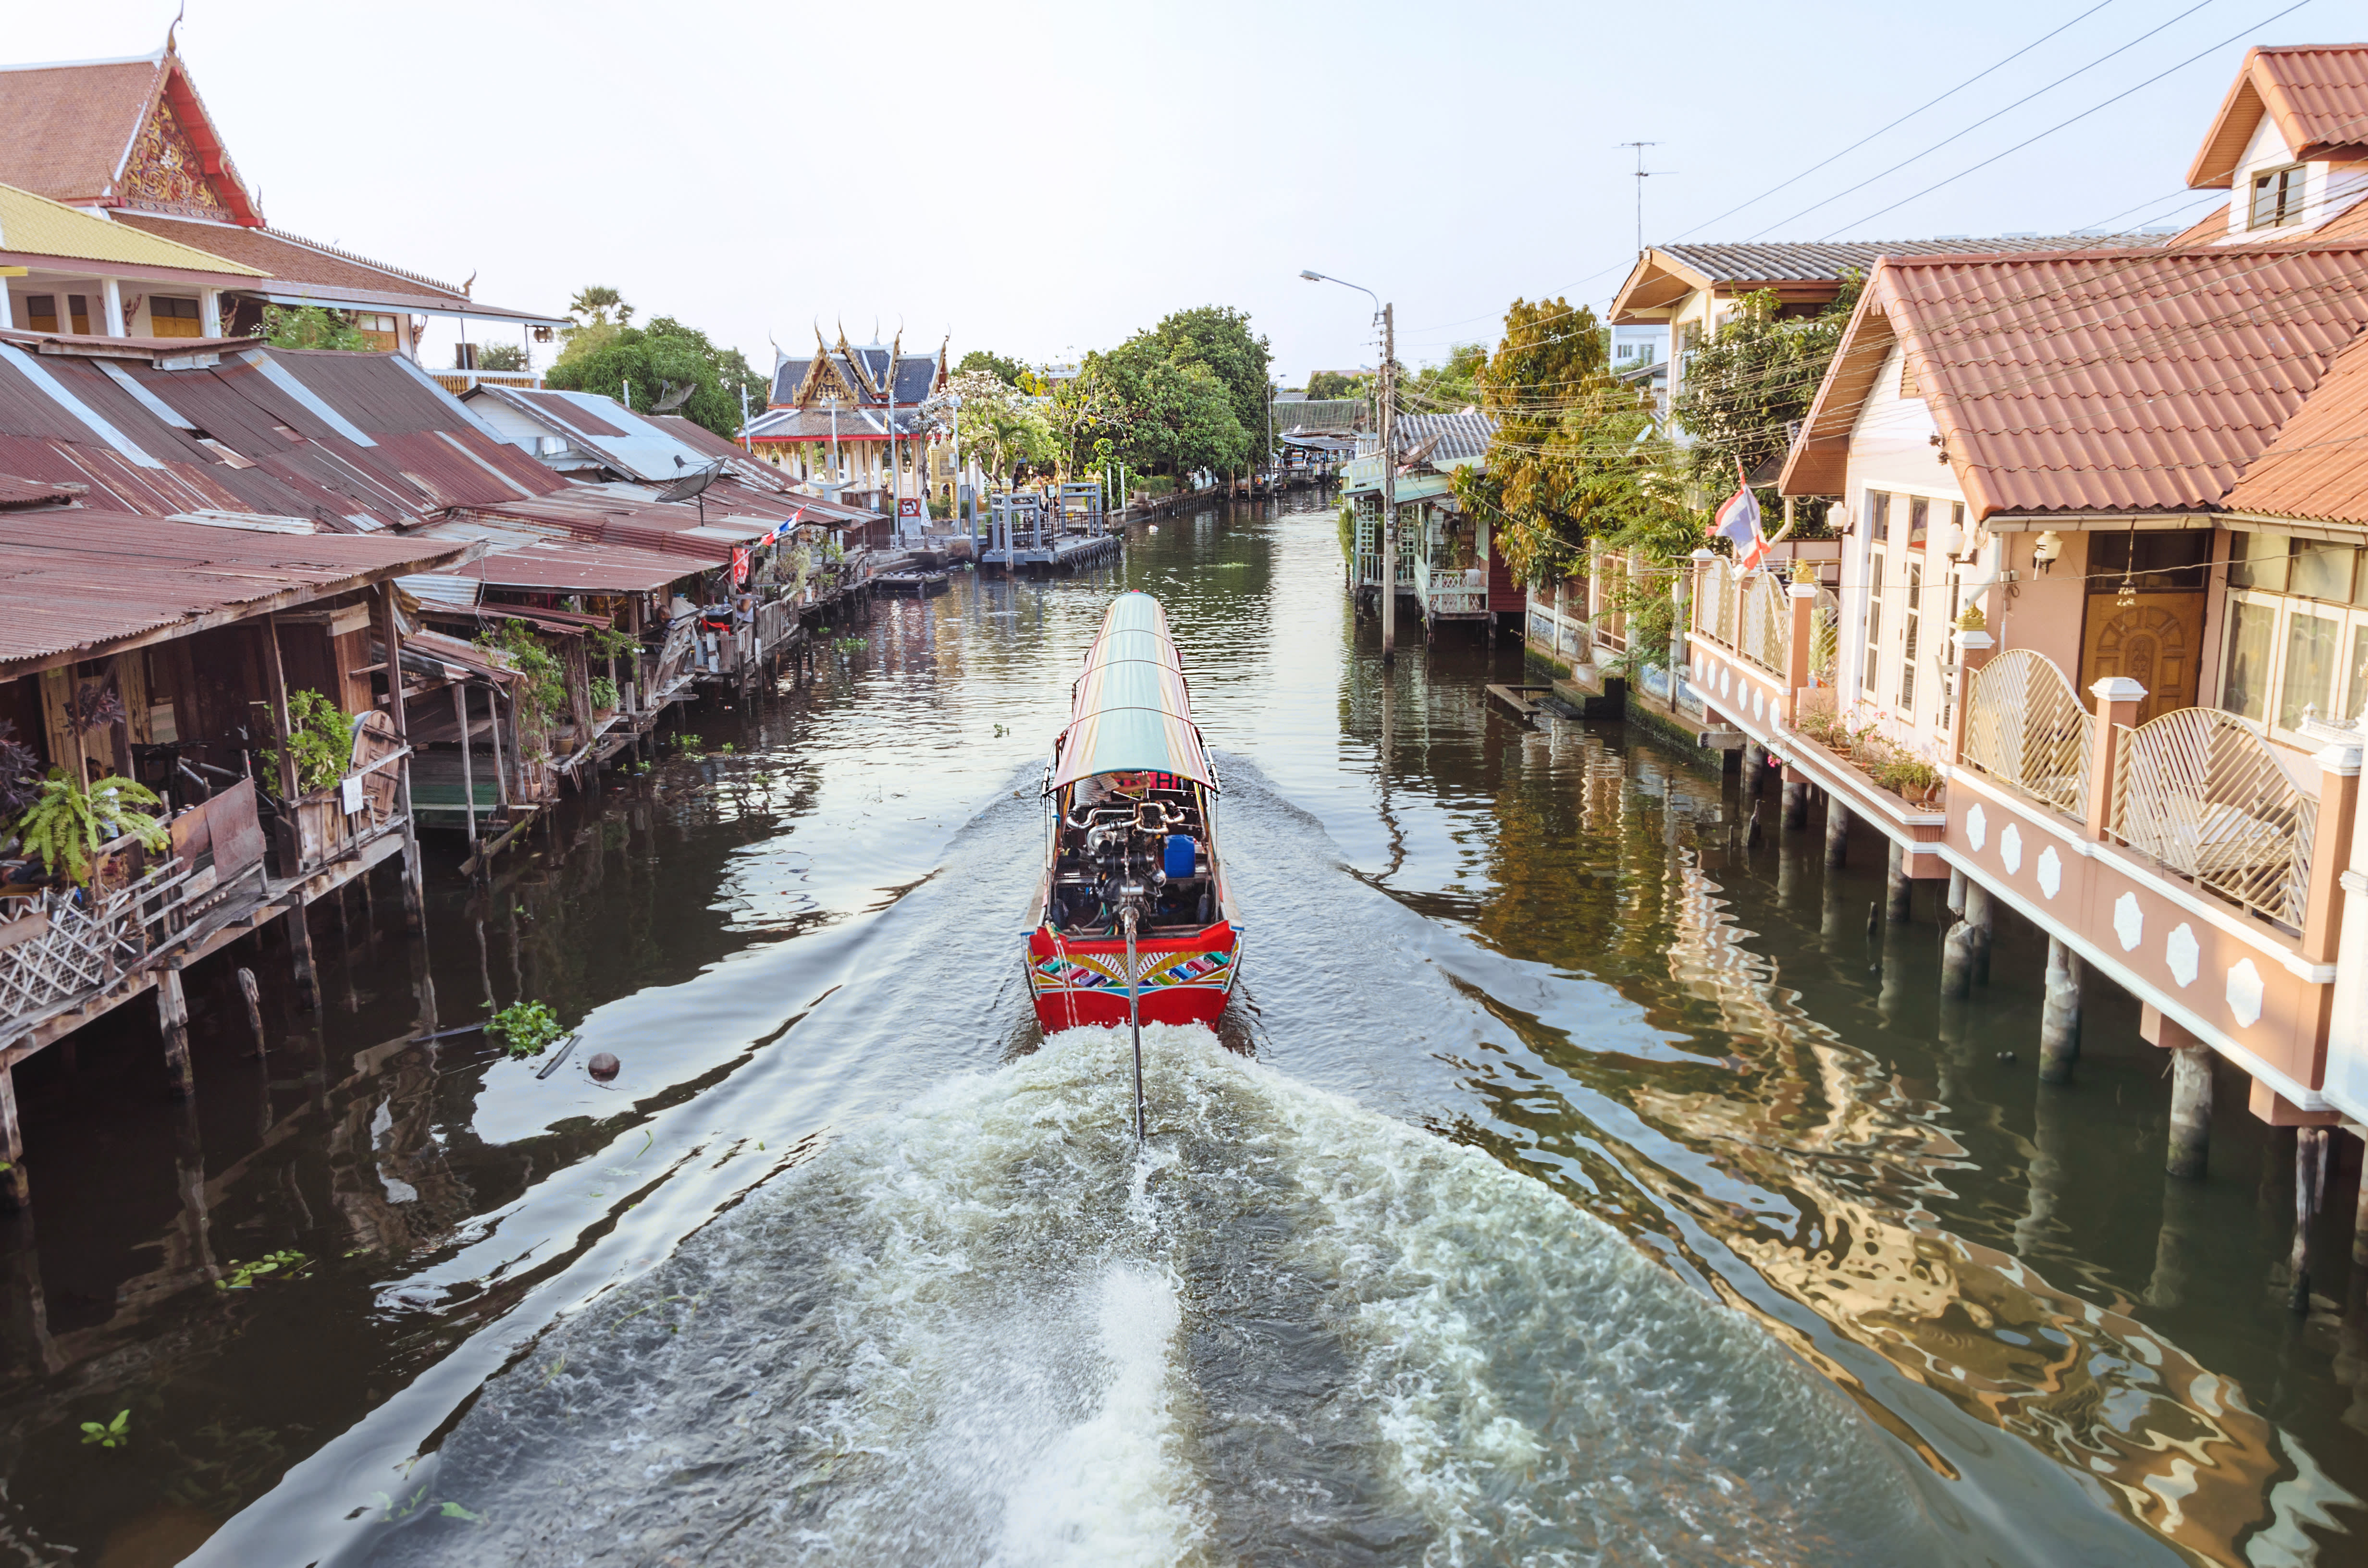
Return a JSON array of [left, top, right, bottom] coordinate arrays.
[[1785, 581, 1815, 723], [1949, 629, 1995, 766], [2303, 741, 2361, 966]]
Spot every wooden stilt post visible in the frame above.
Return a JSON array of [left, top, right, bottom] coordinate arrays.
[[453, 683, 479, 849], [379, 585, 423, 932], [285, 902, 320, 1014], [2039, 937, 2082, 1083], [159, 966, 195, 1100], [237, 968, 265, 1057], [0, 1063, 27, 1210]]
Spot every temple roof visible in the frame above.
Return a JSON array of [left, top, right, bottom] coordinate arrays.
[[0, 47, 263, 225]]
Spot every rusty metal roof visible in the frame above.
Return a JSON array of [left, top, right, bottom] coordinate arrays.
[[0, 510, 468, 674], [1783, 241, 2368, 520], [2188, 45, 2368, 188], [2223, 327, 2368, 526], [0, 471, 82, 509]]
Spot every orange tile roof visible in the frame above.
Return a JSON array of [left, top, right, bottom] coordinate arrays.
[[0, 54, 163, 206], [1783, 241, 2368, 520], [2222, 327, 2368, 526], [2188, 45, 2368, 188]]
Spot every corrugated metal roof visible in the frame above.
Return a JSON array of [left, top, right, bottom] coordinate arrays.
[[0, 181, 262, 274], [1657, 235, 2169, 284], [0, 510, 467, 672], [2224, 327, 2368, 526], [0, 470, 82, 508], [1784, 241, 2368, 519], [474, 385, 727, 483]]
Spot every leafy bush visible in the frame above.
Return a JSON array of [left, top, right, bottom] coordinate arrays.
[[258, 305, 373, 352], [16, 772, 169, 884], [486, 1000, 563, 1057], [476, 623, 567, 739], [1872, 755, 1940, 797], [260, 690, 354, 797], [589, 675, 618, 710]]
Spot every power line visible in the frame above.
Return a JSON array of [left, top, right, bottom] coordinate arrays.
[[1671, 0, 2121, 243], [1823, 0, 2317, 238], [1749, 0, 2229, 240]]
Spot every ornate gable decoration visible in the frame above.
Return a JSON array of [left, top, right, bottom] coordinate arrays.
[[120, 93, 231, 220]]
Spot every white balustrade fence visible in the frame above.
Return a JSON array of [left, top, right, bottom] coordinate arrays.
[[1961, 650, 2096, 821], [2110, 707, 2317, 929]]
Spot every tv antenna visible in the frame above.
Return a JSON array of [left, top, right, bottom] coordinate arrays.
[[1617, 142, 1671, 256]]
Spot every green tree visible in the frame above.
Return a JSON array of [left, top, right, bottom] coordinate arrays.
[[1075, 346, 1246, 479], [1305, 369, 1359, 400], [476, 342, 528, 372], [1455, 297, 1685, 590], [956, 349, 1030, 386], [567, 285, 633, 328], [258, 305, 371, 352], [1138, 305, 1270, 462], [1403, 342, 1487, 411], [1671, 277, 1859, 515], [948, 370, 1059, 485], [546, 315, 767, 439]]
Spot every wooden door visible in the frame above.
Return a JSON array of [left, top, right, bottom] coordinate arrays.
[[2080, 592, 2206, 724]]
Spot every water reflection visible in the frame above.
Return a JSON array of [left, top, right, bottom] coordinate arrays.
[[0, 494, 2358, 1567]]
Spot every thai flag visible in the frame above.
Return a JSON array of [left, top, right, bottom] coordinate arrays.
[[1711, 471, 1769, 571], [767, 505, 806, 546]]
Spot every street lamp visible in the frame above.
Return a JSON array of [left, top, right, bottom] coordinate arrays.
[[1303, 268, 1397, 660]]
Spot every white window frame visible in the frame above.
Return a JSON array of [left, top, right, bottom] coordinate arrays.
[[1899, 558, 1923, 716], [2216, 535, 2368, 742]]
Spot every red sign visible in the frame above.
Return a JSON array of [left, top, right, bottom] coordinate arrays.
[[897, 497, 925, 526]]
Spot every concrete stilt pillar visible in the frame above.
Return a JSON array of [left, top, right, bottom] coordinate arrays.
[[2290, 1127, 2329, 1314], [285, 903, 319, 1014], [1781, 775, 1809, 832], [1941, 879, 1992, 998], [1825, 799, 1850, 868], [0, 1064, 26, 1210], [1947, 866, 1966, 922], [2166, 1043, 2213, 1179], [158, 967, 195, 1100], [2039, 937, 2082, 1084], [1742, 742, 1765, 798], [1885, 840, 1912, 922]]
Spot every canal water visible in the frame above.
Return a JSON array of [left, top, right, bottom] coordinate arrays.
[[1, 493, 2363, 1566]]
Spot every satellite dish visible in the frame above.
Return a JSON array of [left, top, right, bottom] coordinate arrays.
[[654, 459, 725, 504], [652, 380, 697, 414]]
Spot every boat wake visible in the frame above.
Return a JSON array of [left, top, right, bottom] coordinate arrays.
[[373, 1026, 1951, 1567]]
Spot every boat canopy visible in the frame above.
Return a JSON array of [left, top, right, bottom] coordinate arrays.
[[1049, 592, 1215, 790]]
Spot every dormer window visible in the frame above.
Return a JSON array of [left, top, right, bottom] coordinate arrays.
[[2249, 164, 2308, 229]]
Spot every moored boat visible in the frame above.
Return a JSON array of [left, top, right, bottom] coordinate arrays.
[[1027, 593, 1240, 1035]]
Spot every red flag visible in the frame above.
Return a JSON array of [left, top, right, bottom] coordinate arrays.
[[731, 545, 751, 586]]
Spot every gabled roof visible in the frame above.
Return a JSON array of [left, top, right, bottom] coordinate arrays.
[[1780, 242, 2368, 520], [1610, 235, 2168, 321], [2187, 44, 2368, 189], [0, 181, 261, 275], [0, 47, 263, 225]]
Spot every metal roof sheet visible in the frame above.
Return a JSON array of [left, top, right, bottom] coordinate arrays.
[[0, 509, 467, 672], [0, 181, 262, 274], [1783, 241, 2368, 519], [0, 470, 81, 508]]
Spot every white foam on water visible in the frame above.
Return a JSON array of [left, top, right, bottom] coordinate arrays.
[[379, 1023, 1956, 1568], [993, 1264, 1207, 1567]]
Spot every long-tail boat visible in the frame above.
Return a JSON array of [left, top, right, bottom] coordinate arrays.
[[1027, 594, 1240, 1073]]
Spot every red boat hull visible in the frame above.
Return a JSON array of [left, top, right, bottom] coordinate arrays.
[[1026, 922, 1240, 1031]]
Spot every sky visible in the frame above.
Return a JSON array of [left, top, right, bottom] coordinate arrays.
[[38, 0, 2338, 383]]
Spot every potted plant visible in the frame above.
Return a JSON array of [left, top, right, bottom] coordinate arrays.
[[15, 770, 170, 888]]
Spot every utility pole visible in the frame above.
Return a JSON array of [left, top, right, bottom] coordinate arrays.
[[1617, 141, 1668, 256], [1379, 303, 1397, 662]]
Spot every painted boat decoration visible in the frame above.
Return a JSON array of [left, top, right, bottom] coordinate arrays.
[[1028, 592, 1240, 1038]]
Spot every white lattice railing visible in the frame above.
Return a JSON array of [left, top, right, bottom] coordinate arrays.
[[2109, 708, 2318, 928], [1736, 573, 1789, 674], [1961, 650, 2095, 820], [1809, 586, 1841, 686]]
